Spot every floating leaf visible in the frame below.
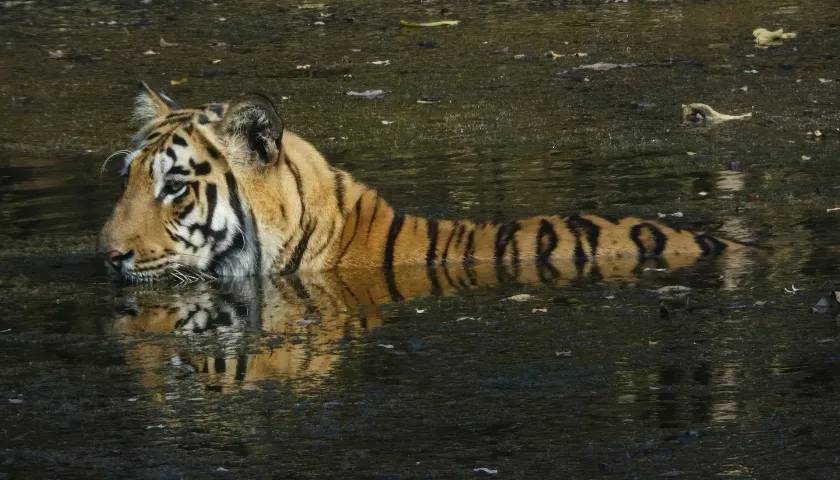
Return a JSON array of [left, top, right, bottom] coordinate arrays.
[[400, 19, 460, 28], [753, 27, 796, 47], [682, 103, 752, 125]]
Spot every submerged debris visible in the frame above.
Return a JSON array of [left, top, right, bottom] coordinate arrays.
[[812, 291, 840, 314], [345, 89, 385, 99], [652, 285, 693, 299], [753, 27, 797, 47], [576, 62, 639, 71], [502, 293, 535, 302], [548, 51, 588, 59], [400, 19, 460, 27], [159, 37, 178, 47], [417, 95, 441, 104], [657, 211, 684, 218], [682, 103, 752, 125], [473, 467, 498, 477]]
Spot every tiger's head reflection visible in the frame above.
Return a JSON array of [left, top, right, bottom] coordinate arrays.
[[110, 271, 387, 392]]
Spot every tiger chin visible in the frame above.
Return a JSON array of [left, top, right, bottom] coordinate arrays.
[[98, 83, 745, 283]]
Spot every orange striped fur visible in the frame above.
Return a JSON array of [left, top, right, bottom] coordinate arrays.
[[98, 85, 742, 282]]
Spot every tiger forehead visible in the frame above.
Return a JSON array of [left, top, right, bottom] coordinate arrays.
[[136, 102, 227, 141], [127, 123, 223, 178]]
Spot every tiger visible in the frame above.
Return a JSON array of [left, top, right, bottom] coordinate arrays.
[[98, 83, 745, 283]]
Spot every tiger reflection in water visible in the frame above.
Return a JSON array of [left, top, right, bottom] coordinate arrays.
[[110, 252, 749, 393]]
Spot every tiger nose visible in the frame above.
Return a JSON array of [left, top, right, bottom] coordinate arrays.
[[104, 250, 133, 269]]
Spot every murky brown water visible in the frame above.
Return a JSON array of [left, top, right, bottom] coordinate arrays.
[[2, 1, 840, 478]]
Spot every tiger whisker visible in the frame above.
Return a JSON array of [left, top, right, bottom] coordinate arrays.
[[99, 149, 131, 180]]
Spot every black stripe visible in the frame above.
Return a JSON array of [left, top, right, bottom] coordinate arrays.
[[205, 143, 221, 159], [536, 219, 560, 282], [426, 265, 442, 297], [441, 264, 458, 290], [287, 275, 311, 300], [234, 355, 247, 381], [494, 221, 522, 264], [214, 357, 226, 373], [166, 229, 197, 250], [190, 157, 212, 175], [205, 183, 217, 227], [284, 157, 306, 227], [176, 202, 195, 220], [250, 208, 262, 273], [205, 174, 254, 274], [384, 214, 405, 270], [426, 219, 439, 266], [311, 219, 337, 260], [566, 214, 601, 271], [366, 195, 381, 239], [463, 229, 476, 265], [494, 221, 521, 283], [171, 133, 188, 147], [536, 219, 559, 263], [694, 234, 727, 256], [440, 221, 458, 265], [224, 171, 249, 250], [165, 147, 177, 161], [453, 224, 466, 248], [333, 169, 345, 213], [167, 165, 190, 176], [209, 229, 244, 274], [383, 214, 405, 302], [630, 223, 668, 260], [279, 221, 315, 274], [337, 196, 364, 261]]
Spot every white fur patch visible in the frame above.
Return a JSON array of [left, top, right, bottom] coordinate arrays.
[[133, 91, 162, 123]]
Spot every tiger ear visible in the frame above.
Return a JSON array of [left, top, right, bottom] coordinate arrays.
[[133, 81, 178, 122], [218, 94, 283, 167]]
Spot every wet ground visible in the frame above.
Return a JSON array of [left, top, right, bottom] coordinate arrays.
[[2, 0, 840, 478]]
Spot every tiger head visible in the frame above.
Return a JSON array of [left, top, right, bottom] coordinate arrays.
[[98, 83, 286, 281]]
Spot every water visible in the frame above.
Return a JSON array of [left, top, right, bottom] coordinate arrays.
[[2, 0, 840, 478]]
